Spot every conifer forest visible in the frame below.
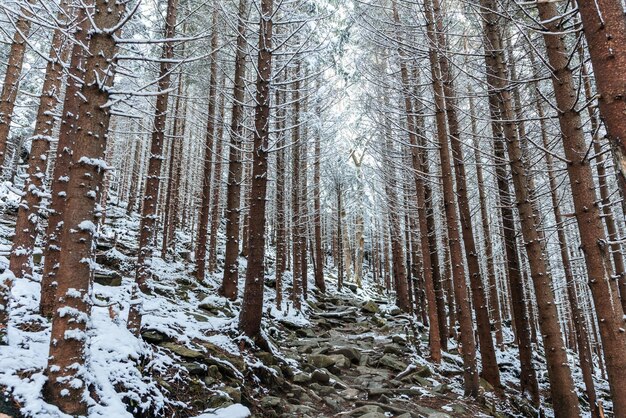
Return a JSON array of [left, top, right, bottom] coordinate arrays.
[[0, 0, 626, 416]]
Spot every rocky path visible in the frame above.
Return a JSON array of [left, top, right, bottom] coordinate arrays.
[[258, 291, 504, 418]]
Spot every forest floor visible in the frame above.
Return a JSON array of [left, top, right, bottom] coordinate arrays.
[[0, 190, 611, 417]]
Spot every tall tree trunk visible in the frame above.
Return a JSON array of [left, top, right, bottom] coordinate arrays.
[[0, 0, 34, 173], [207, 76, 227, 272], [238, 0, 274, 339], [291, 64, 303, 310], [427, 0, 500, 388], [275, 88, 286, 308], [536, 1, 626, 414], [479, 2, 580, 414], [9, 4, 71, 282], [42, 0, 123, 412], [424, 0, 478, 395], [193, 7, 220, 282], [468, 88, 503, 347], [313, 99, 325, 293], [221, 0, 249, 300], [130, 0, 180, 334], [576, 0, 626, 204]]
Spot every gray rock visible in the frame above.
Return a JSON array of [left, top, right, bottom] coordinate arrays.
[[358, 413, 387, 418], [329, 346, 361, 363], [308, 354, 336, 369], [348, 405, 384, 416], [141, 330, 169, 344], [311, 369, 330, 385], [378, 354, 408, 372], [161, 342, 204, 359], [94, 270, 122, 286], [222, 386, 241, 403], [293, 372, 311, 384], [328, 354, 351, 369], [261, 396, 282, 408], [182, 362, 206, 376], [361, 300, 380, 314]]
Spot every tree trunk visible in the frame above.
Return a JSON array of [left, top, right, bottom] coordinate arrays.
[[238, 0, 274, 339], [221, 0, 249, 300], [313, 99, 325, 293], [42, 0, 123, 412], [207, 76, 227, 272], [425, 0, 478, 395], [9, 3, 71, 282], [193, 7, 220, 282], [0, 0, 34, 173], [536, 1, 626, 414], [576, 0, 626, 205], [275, 88, 286, 308], [129, 0, 180, 334]]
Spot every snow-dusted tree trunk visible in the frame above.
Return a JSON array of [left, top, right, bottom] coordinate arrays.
[[221, 0, 249, 300], [130, 0, 180, 334], [0, 0, 34, 174], [9, 1, 71, 281], [193, 7, 220, 282], [238, 0, 274, 339], [42, 0, 124, 412], [536, 1, 626, 414]]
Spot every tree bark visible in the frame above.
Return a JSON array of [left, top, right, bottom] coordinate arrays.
[[9, 3, 71, 282], [536, 1, 626, 414], [221, 0, 249, 300], [42, 0, 123, 412], [576, 0, 626, 205], [0, 0, 35, 173], [238, 0, 274, 338], [193, 7, 220, 282]]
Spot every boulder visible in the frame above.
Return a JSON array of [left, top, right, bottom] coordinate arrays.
[[348, 405, 384, 416], [161, 342, 204, 360], [328, 354, 351, 369], [329, 346, 361, 363], [261, 396, 282, 409], [141, 329, 169, 344], [293, 372, 311, 384], [94, 269, 122, 286], [222, 386, 241, 403], [378, 354, 408, 372], [308, 354, 336, 369], [361, 300, 379, 314], [311, 369, 330, 385], [182, 362, 206, 376]]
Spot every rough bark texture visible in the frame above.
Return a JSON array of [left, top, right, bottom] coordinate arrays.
[[193, 7, 220, 282], [275, 88, 286, 307], [221, 0, 249, 299], [428, 0, 500, 388], [0, 0, 34, 173], [207, 77, 227, 272], [9, 6, 71, 282], [313, 101, 326, 293], [238, 0, 273, 338], [423, 0, 478, 395], [576, 0, 626, 205], [42, 0, 123, 412], [537, 2, 626, 415]]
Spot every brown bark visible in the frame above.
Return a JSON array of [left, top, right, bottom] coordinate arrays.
[[291, 64, 303, 310], [130, 0, 180, 334], [536, 1, 626, 414], [42, 0, 123, 412], [423, 0, 477, 395], [480, 2, 580, 414], [207, 76, 227, 272], [275, 88, 286, 308], [238, 0, 274, 338], [221, 0, 249, 300], [578, 48, 626, 314], [9, 5, 71, 282], [161, 71, 186, 259], [538, 96, 600, 418], [193, 7, 220, 282], [313, 99, 325, 293], [390, 11, 441, 358], [0, 0, 34, 173], [427, 0, 500, 388], [576, 0, 626, 206], [468, 89, 503, 347]]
